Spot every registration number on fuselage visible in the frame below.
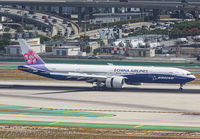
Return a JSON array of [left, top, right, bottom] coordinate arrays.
[[157, 76, 174, 80]]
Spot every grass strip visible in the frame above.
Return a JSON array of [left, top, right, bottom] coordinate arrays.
[[0, 120, 200, 131]]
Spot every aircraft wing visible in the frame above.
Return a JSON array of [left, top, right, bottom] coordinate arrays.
[[50, 72, 109, 82]]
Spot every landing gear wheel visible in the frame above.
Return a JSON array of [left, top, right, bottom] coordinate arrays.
[[92, 82, 105, 91]]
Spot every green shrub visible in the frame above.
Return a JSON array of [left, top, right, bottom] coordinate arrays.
[[4, 27, 10, 32]]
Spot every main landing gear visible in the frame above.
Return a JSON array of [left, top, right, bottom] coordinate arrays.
[[92, 82, 106, 90]]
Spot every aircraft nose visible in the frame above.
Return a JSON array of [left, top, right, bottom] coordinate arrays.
[[189, 75, 196, 81]]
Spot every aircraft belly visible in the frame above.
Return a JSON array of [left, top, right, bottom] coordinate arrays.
[[124, 74, 186, 84]]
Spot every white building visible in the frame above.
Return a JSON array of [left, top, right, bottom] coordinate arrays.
[[90, 17, 121, 24], [0, 23, 3, 31], [130, 8, 140, 12], [88, 41, 100, 52], [112, 39, 146, 48], [53, 46, 86, 56], [1, 16, 6, 22], [5, 38, 46, 55]]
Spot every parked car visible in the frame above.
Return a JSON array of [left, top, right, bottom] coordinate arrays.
[[52, 19, 57, 23], [42, 16, 47, 19], [24, 13, 28, 17], [44, 19, 49, 23], [142, 25, 148, 30], [150, 25, 156, 29], [64, 32, 68, 36], [57, 30, 62, 35], [32, 16, 37, 19], [17, 11, 22, 14], [63, 20, 68, 24], [67, 23, 72, 27], [177, 38, 188, 44], [71, 30, 75, 35], [29, 11, 35, 14], [135, 27, 141, 31]]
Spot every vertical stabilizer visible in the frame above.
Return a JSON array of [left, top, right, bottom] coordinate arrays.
[[18, 39, 45, 65]]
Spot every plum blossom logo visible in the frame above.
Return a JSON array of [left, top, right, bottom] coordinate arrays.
[[24, 50, 38, 64]]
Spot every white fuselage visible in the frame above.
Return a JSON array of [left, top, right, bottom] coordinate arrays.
[[44, 64, 195, 84], [45, 64, 191, 77]]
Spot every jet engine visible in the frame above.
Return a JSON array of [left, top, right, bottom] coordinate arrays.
[[105, 77, 125, 88]]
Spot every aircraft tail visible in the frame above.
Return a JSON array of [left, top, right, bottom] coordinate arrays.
[[18, 39, 45, 65]]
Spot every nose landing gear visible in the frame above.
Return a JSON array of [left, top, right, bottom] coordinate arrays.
[[179, 84, 184, 91]]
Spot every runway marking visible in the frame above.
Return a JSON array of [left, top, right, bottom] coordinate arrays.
[[80, 115, 90, 117], [49, 122, 59, 125], [134, 125, 144, 128], [64, 111, 73, 113], [26, 108, 38, 110], [80, 114, 99, 117], [18, 113, 29, 115], [48, 108, 200, 115]]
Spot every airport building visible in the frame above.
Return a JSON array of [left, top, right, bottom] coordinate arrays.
[[45, 40, 80, 52], [88, 41, 100, 53], [128, 48, 155, 57], [180, 47, 200, 56], [53, 46, 86, 57], [99, 46, 111, 55]]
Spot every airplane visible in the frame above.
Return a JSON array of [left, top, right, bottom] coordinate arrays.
[[18, 39, 195, 90]]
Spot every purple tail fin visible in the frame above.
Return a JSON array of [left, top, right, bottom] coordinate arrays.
[[18, 39, 45, 65]]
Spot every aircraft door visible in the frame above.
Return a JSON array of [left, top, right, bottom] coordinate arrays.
[[148, 68, 158, 82]]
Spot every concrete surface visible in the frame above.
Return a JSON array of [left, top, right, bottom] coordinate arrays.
[[0, 80, 200, 127]]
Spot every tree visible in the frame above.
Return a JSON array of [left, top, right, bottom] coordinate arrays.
[[16, 27, 24, 33], [52, 35, 64, 40], [4, 27, 10, 32], [24, 26, 33, 30], [0, 38, 10, 51], [37, 35, 51, 44]]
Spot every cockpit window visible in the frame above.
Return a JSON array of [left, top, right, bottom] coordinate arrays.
[[187, 73, 192, 75]]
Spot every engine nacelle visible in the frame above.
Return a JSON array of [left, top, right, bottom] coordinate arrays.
[[105, 77, 124, 88]]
